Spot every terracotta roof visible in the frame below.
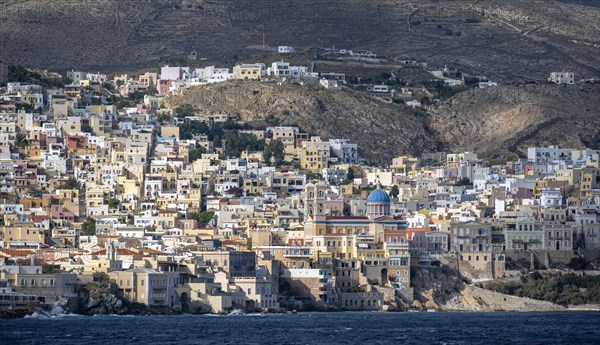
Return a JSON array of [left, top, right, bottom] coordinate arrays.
[[91, 248, 141, 256], [0, 249, 35, 256]]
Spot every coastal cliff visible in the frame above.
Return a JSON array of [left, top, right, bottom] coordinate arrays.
[[406, 266, 600, 312], [63, 277, 178, 316]]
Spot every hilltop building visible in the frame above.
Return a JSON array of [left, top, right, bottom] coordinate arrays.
[[549, 72, 574, 85]]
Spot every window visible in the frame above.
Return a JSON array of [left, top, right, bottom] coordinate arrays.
[[248, 288, 252, 295]]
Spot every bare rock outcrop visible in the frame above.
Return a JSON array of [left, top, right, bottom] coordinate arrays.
[[430, 83, 600, 162]]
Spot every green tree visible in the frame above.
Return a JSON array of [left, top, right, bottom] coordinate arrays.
[[188, 146, 205, 163], [347, 167, 355, 181], [179, 119, 210, 140], [306, 171, 323, 182], [146, 83, 158, 96], [155, 112, 172, 124], [455, 177, 472, 186], [389, 185, 399, 199], [16, 102, 34, 113], [81, 217, 96, 236], [191, 211, 215, 226], [223, 132, 264, 157], [263, 139, 285, 166], [128, 91, 147, 103], [15, 132, 29, 148], [176, 104, 198, 118], [108, 198, 120, 209]]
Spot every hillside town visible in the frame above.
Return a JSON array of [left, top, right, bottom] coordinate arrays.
[[0, 60, 598, 316]]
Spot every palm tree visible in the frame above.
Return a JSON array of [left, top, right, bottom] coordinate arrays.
[[15, 132, 28, 148]]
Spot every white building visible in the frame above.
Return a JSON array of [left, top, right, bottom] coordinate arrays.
[[479, 81, 498, 88], [86, 72, 108, 83], [160, 66, 189, 81], [320, 79, 339, 90], [549, 72, 574, 85], [367, 84, 389, 93], [540, 189, 563, 208], [278, 46, 295, 54], [527, 146, 573, 163], [329, 139, 358, 164], [194, 66, 232, 83], [270, 61, 290, 78], [66, 70, 86, 84], [405, 100, 422, 108], [322, 168, 348, 185]]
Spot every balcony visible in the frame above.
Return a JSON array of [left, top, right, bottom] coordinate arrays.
[[284, 249, 311, 258]]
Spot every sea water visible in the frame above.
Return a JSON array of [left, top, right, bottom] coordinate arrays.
[[1, 312, 599, 345]]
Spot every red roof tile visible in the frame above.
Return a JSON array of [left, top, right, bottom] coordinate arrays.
[[0, 249, 35, 256]]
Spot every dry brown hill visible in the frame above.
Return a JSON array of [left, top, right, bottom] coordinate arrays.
[[429, 83, 600, 162], [163, 80, 438, 164], [1, 0, 599, 82], [165, 81, 600, 164]]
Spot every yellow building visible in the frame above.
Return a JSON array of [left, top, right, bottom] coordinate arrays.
[[153, 210, 178, 230], [109, 268, 181, 307], [446, 152, 479, 168], [0, 120, 16, 145], [51, 98, 75, 118], [1, 222, 46, 245], [59, 117, 82, 135], [64, 84, 83, 99], [160, 126, 180, 139], [391, 153, 419, 175], [116, 175, 142, 200], [1, 266, 78, 305], [24, 145, 42, 160], [233, 64, 263, 80], [300, 138, 330, 172]]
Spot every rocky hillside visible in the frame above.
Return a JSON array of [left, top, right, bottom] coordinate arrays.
[[164, 81, 599, 164], [429, 83, 600, 163], [408, 266, 595, 312], [1, 0, 599, 81], [163, 80, 439, 164]]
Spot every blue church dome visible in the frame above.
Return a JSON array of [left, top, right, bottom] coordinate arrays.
[[367, 188, 390, 203]]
